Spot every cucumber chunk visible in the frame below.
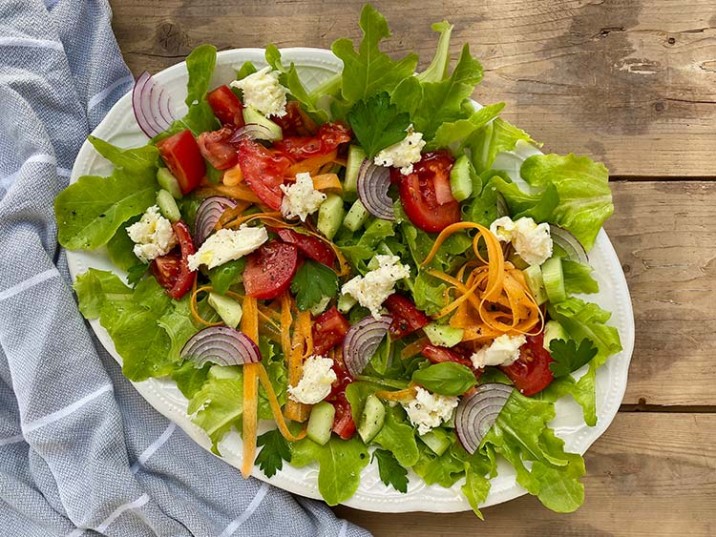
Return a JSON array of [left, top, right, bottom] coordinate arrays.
[[541, 256, 567, 303], [317, 194, 345, 239], [337, 293, 357, 314], [242, 106, 283, 141], [419, 429, 452, 456], [423, 323, 464, 348], [523, 264, 548, 305], [156, 189, 181, 222], [208, 292, 243, 329], [543, 320, 569, 351], [157, 168, 182, 199], [343, 145, 366, 199], [358, 394, 385, 443], [342, 199, 370, 232], [307, 401, 336, 446], [449, 155, 473, 201]]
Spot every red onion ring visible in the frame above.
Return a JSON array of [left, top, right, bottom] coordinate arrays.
[[194, 196, 238, 246], [180, 326, 262, 367], [132, 71, 177, 138], [357, 160, 395, 221], [455, 383, 513, 454], [550, 225, 589, 264], [229, 123, 280, 143], [342, 314, 392, 377]]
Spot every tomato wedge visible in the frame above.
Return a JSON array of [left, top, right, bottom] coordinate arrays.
[[272, 101, 317, 137], [197, 126, 237, 170], [421, 344, 475, 369], [393, 150, 460, 233], [312, 306, 350, 355], [501, 333, 554, 396], [207, 85, 244, 127], [274, 121, 352, 161], [150, 221, 196, 300], [276, 228, 336, 268], [156, 130, 206, 195], [384, 294, 430, 339], [243, 240, 299, 300], [326, 359, 356, 440], [236, 139, 292, 210]]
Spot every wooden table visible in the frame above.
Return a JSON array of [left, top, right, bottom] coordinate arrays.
[[110, 1, 716, 535]]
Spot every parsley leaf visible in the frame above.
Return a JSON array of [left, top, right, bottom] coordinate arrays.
[[372, 449, 409, 493], [347, 93, 411, 158], [290, 260, 339, 311], [255, 429, 292, 478], [549, 338, 598, 378]]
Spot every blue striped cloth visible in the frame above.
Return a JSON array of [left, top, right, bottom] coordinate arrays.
[[0, 1, 371, 535]]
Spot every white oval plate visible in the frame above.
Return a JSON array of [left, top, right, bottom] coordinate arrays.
[[67, 48, 635, 513]]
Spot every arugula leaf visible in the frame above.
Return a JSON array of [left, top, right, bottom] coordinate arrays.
[[331, 4, 418, 105], [88, 136, 159, 172], [347, 92, 411, 158], [562, 259, 599, 295], [429, 102, 505, 150], [416, 21, 454, 83], [373, 449, 409, 493], [412, 442, 467, 488], [208, 259, 245, 295], [345, 381, 382, 423], [549, 338, 598, 378], [520, 153, 613, 251], [373, 406, 419, 467], [256, 429, 292, 478], [290, 260, 339, 311], [289, 436, 370, 506], [412, 362, 477, 396]]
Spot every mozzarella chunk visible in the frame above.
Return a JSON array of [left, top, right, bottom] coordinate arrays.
[[126, 205, 178, 263], [341, 255, 410, 319], [402, 386, 459, 435], [187, 225, 268, 271], [288, 355, 337, 405], [373, 125, 426, 175], [280, 172, 327, 222], [229, 66, 288, 117], [470, 334, 527, 369], [489, 216, 553, 266]]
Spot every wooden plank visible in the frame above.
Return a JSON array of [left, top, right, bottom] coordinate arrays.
[[108, 0, 716, 177], [607, 181, 716, 406], [334, 413, 716, 536]]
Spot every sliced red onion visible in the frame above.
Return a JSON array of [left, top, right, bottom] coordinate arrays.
[[495, 193, 509, 218], [194, 196, 238, 246], [229, 123, 280, 143], [132, 71, 177, 137], [550, 225, 589, 264], [455, 383, 513, 454], [180, 326, 261, 367], [342, 315, 392, 377], [357, 160, 395, 221]]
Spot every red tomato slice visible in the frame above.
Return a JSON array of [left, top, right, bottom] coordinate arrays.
[[501, 333, 555, 396], [421, 344, 475, 369], [394, 150, 461, 233], [150, 221, 196, 300], [156, 130, 206, 195], [272, 101, 316, 137], [326, 359, 356, 440], [243, 240, 299, 300], [312, 306, 350, 355], [273, 121, 352, 161], [150, 252, 181, 288], [207, 85, 244, 127], [236, 139, 293, 210], [276, 228, 336, 267], [383, 294, 430, 339], [197, 127, 238, 170]]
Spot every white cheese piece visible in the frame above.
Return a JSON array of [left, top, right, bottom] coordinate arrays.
[[280, 172, 327, 222], [229, 66, 288, 118], [470, 334, 527, 369], [373, 125, 426, 175], [187, 225, 268, 271], [341, 255, 410, 319], [126, 205, 178, 263], [288, 355, 337, 405], [402, 386, 459, 435], [489, 216, 553, 266]]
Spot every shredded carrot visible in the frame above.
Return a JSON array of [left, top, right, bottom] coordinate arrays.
[[195, 183, 261, 203], [217, 202, 251, 230], [222, 164, 244, 186], [284, 310, 313, 422], [255, 363, 306, 442], [311, 173, 342, 193], [375, 385, 417, 402], [280, 293, 292, 362], [421, 222, 484, 267], [219, 211, 284, 230], [240, 296, 260, 478], [288, 150, 337, 176], [400, 337, 429, 360], [189, 284, 223, 327]]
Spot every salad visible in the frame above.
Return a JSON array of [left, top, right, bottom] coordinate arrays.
[[55, 4, 622, 516]]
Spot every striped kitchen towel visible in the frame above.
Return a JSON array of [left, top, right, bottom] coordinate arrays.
[[0, 1, 371, 535]]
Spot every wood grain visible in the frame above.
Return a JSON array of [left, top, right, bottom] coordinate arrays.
[[107, 0, 716, 177], [334, 413, 716, 536]]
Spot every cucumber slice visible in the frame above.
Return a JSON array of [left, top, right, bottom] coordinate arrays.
[[156, 189, 181, 222], [337, 293, 357, 314], [242, 106, 283, 141], [541, 256, 567, 303], [449, 155, 473, 201], [358, 394, 385, 443], [317, 194, 345, 239], [419, 429, 452, 456], [423, 323, 464, 348], [208, 292, 243, 329], [307, 401, 336, 446], [157, 168, 182, 199], [343, 145, 366, 200], [523, 264, 548, 305], [342, 199, 370, 232], [543, 320, 569, 351], [208, 364, 240, 380]]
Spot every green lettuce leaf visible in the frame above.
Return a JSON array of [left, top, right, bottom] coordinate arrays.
[[562, 259, 599, 295], [171, 361, 211, 399], [412, 442, 467, 488], [416, 21, 454, 83], [429, 102, 504, 150], [491, 176, 560, 223], [88, 136, 159, 172], [467, 118, 537, 173], [106, 218, 140, 271], [520, 154, 614, 251]]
